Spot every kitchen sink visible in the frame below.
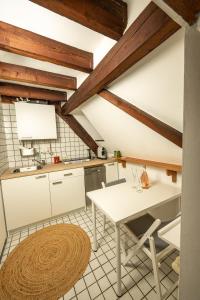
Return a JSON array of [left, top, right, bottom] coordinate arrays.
[[13, 165, 42, 173], [63, 158, 91, 165]]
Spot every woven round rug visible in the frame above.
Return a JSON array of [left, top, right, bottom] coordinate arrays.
[[0, 224, 91, 300]]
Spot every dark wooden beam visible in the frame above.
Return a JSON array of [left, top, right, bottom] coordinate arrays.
[[0, 96, 15, 104], [164, 0, 200, 25], [0, 62, 77, 90], [30, 0, 127, 40], [62, 2, 180, 114], [0, 82, 67, 101], [0, 21, 93, 73], [56, 107, 98, 154], [99, 89, 182, 147]]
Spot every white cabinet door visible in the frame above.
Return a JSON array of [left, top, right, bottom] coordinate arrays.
[[15, 102, 57, 140], [105, 162, 119, 183], [2, 174, 51, 230], [50, 170, 85, 216]]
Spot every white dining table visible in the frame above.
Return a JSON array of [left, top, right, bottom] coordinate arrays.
[[87, 181, 181, 296]]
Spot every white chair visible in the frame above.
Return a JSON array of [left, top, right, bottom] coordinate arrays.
[[124, 215, 180, 300], [101, 179, 179, 299]]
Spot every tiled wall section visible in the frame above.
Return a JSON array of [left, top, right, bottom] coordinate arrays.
[[2, 103, 89, 168], [0, 104, 9, 174]]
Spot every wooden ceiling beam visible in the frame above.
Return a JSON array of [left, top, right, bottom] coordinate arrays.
[[0, 82, 67, 101], [0, 62, 77, 90], [30, 0, 127, 40], [0, 96, 15, 104], [56, 106, 98, 154], [164, 0, 200, 25], [0, 21, 93, 73], [99, 89, 182, 147], [62, 2, 180, 114]]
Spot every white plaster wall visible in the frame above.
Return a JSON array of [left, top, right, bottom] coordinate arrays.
[[73, 113, 103, 141], [81, 28, 184, 164], [118, 163, 181, 221], [0, 0, 184, 165], [0, 183, 7, 254], [180, 26, 200, 300]]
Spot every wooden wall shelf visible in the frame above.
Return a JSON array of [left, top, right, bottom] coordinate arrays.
[[118, 156, 182, 183]]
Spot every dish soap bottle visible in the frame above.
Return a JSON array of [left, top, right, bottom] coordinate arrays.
[[140, 165, 150, 189]]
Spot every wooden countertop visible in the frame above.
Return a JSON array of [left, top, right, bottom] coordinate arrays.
[[0, 158, 116, 180]]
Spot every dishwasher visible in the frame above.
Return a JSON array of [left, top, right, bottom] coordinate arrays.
[[84, 165, 106, 206]]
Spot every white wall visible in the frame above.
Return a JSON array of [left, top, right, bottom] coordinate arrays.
[[180, 26, 200, 300], [118, 163, 181, 220], [73, 112, 103, 141], [0, 0, 184, 165], [81, 28, 184, 164], [0, 183, 7, 255]]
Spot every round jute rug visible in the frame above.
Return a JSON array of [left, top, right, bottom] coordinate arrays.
[[0, 224, 91, 300]]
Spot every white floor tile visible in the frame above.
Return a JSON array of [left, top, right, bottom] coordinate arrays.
[[0, 208, 178, 300], [88, 282, 101, 299]]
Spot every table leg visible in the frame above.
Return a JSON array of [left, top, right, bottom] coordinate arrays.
[[115, 223, 122, 296], [92, 201, 97, 251]]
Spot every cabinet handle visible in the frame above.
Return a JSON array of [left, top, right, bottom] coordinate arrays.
[[35, 175, 46, 179], [107, 163, 114, 166], [52, 181, 63, 185], [64, 173, 73, 176]]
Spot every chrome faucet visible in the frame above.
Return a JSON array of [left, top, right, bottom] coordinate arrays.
[[32, 158, 46, 166]]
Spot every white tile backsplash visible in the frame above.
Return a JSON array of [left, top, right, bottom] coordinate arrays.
[[0, 103, 9, 175], [1, 103, 89, 169]]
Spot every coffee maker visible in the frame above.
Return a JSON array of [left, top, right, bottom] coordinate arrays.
[[97, 146, 107, 159]]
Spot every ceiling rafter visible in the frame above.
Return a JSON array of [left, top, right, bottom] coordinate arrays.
[[0, 62, 77, 90], [163, 0, 200, 24], [56, 105, 98, 154], [0, 21, 93, 73], [61, 2, 180, 115], [99, 89, 182, 147], [30, 0, 127, 40], [0, 82, 67, 101]]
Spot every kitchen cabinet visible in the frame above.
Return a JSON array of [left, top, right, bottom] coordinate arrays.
[[104, 162, 119, 183], [49, 168, 85, 216], [2, 173, 51, 230], [15, 102, 57, 140]]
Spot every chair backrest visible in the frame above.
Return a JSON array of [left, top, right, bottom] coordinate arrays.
[[101, 178, 126, 188]]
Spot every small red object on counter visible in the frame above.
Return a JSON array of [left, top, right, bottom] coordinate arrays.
[[53, 156, 60, 164]]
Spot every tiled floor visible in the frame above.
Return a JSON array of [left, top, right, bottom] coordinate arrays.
[[0, 208, 179, 300]]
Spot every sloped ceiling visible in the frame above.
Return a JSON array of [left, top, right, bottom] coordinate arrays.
[[0, 0, 184, 164]]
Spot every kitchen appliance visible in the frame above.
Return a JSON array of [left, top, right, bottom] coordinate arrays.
[[84, 165, 106, 206], [97, 146, 107, 159]]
